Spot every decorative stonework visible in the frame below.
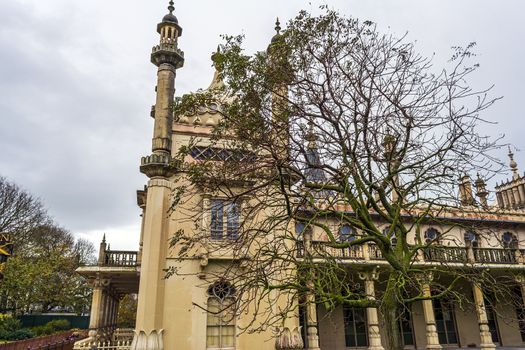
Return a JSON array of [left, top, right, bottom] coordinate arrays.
[[275, 327, 303, 350], [140, 154, 180, 178], [358, 268, 384, 350], [131, 329, 164, 350]]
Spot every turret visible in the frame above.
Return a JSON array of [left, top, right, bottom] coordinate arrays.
[[140, 1, 185, 178], [458, 174, 475, 206], [475, 173, 489, 207], [268, 18, 290, 159], [98, 234, 107, 265], [304, 122, 326, 183]]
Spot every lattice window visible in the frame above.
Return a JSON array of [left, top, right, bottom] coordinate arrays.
[[190, 146, 256, 162]]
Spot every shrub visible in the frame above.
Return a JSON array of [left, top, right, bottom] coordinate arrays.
[[1, 328, 35, 340], [0, 316, 21, 333], [32, 324, 54, 336], [46, 319, 70, 332]]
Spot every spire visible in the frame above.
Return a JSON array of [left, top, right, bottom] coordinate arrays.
[[270, 17, 284, 46], [475, 173, 488, 207], [102, 233, 106, 244], [304, 122, 326, 183], [508, 146, 519, 180], [275, 17, 281, 35], [168, 0, 175, 14]]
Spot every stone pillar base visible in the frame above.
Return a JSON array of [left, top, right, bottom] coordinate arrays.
[[367, 324, 384, 350], [479, 325, 496, 350], [131, 329, 164, 350], [425, 324, 442, 350]]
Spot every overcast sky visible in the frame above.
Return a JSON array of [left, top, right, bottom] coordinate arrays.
[[1, 0, 524, 251]]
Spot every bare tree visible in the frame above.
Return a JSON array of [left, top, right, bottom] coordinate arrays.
[[0, 176, 48, 251], [170, 9, 515, 350]]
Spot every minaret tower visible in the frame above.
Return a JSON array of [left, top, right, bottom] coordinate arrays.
[[140, 0, 184, 178], [133, 2, 184, 350]]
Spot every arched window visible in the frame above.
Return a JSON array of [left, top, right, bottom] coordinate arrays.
[[339, 225, 356, 242], [207, 281, 236, 349], [295, 222, 306, 237], [502, 232, 518, 249], [383, 226, 397, 245], [464, 231, 479, 248], [424, 228, 440, 244]]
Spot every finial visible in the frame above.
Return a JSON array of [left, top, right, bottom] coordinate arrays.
[[168, 0, 175, 14], [102, 233, 106, 244], [508, 145, 519, 179], [275, 17, 281, 35], [306, 121, 318, 148]]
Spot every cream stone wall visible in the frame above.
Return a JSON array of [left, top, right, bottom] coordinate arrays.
[[318, 305, 346, 350]]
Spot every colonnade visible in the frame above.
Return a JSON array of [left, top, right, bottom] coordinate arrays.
[[301, 269, 522, 350], [88, 276, 121, 341]]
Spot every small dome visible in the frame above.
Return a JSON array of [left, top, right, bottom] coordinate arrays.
[[162, 13, 178, 24]]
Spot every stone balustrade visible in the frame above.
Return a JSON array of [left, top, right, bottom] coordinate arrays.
[[297, 241, 525, 265], [103, 250, 139, 267]]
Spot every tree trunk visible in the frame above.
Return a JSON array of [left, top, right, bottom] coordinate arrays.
[[380, 273, 404, 350]]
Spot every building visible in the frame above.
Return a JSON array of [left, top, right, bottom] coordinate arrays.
[[75, 3, 525, 350]]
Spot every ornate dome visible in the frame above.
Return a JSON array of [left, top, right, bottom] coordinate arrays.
[[162, 13, 178, 24]]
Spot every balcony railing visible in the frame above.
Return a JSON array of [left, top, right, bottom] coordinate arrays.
[[103, 250, 138, 267], [474, 247, 519, 264], [310, 241, 364, 259], [423, 246, 467, 263], [297, 241, 525, 266]]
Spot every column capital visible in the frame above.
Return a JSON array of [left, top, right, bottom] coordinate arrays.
[[358, 267, 380, 281], [415, 270, 434, 285], [515, 273, 525, 284], [93, 275, 111, 288]]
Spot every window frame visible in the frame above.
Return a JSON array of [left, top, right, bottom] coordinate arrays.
[[339, 224, 356, 242], [206, 281, 237, 350], [208, 198, 241, 241]]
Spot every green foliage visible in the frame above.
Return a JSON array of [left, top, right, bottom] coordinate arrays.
[[0, 328, 35, 341], [45, 319, 70, 332], [31, 319, 70, 336], [0, 197, 95, 315], [0, 316, 21, 333], [0, 315, 35, 341], [117, 294, 137, 328]]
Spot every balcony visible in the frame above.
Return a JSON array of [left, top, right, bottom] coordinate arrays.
[[103, 250, 139, 267], [297, 241, 525, 266]]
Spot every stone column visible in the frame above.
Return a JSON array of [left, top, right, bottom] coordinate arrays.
[[421, 278, 441, 350], [358, 269, 384, 350], [516, 275, 525, 307], [108, 295, 115, 328], [303, 229, 321, 350], [89, 277, 110, 339], [305, 291, 321, 350], [133, 179, 173, 350], [519, 184, 525, 207], [513, 186, 522, 208], [472, 284, 496, 350], [502, 190, 510, 209], [114, 298, 121, 328]]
